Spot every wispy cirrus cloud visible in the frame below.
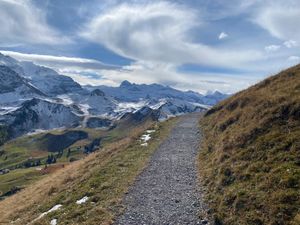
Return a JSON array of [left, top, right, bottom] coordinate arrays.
[[0, 0, 70, 45], [80, 1, 263, 68], [253, 1, 300, 42], [1, 0, 300, 94], [0, 50, 118, 70]]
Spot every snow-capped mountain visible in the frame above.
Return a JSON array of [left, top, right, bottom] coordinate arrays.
[[0, 98, 82, 138], [154, 98, 205, 121], [0, 53, 82, 96], [79, 89, 117, 116], [0, 53, 228, 140], [0, 65, 46, 105], [85, 80, 227, 105]]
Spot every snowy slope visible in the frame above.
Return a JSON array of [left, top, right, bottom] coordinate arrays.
[[85, 80, 228, 105], [0, 53, 229, 139], [0, 98, 82, 138], [0, 53, 82, 96], [79, 89, 117, 115], [0, 65, 46, 105]]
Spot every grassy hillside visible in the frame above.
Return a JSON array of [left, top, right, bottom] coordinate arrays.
[[199, 65, 300, 225], [0, 116, 156, 198], [0, 118, 177, 224]]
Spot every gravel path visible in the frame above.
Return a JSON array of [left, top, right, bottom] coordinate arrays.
[[115, 113, 207, 225]]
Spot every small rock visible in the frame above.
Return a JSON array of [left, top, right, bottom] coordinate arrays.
[[192, 201, 200, 207], [201, 219, 208, 224]]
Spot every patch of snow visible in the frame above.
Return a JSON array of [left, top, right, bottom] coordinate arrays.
[[141, 143, 148, 147], [56, 94, 74, 105], [190, 102, 211, 109], [50, 219, 57, 225], [76, 196, 89, 204], [141, 134, 151, 142], [26, 129, 47, 136], [149, 99, 168, 110], [0, 106, 20, 115], [33, 204, 62, 222], [146, 130, 156, 134], [116, 101, 147, 112], [78, 104, 90, 115]]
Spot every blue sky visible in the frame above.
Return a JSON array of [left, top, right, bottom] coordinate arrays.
[[0, 0, 299, 93]]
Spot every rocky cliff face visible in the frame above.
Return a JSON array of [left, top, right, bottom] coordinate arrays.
[[0, 65, 46, 105], [1, 98, 81, 138], [0, 53, 82, 96]]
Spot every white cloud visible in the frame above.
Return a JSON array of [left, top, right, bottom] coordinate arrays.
[[264, 45, 281, 52], [287, 56, 300, 61], [0, 50, 119, 71], [283, 40, 298, 48], [99, 60, 259, 94], [0, 0, 69, 45], [81, 2, 263, 68], [253, 2, 300, 42], [1, 0, 298, 94], [218, 32, 228, 40]]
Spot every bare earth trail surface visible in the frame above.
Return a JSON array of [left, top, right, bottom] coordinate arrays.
[[115, 113, 206, 225]]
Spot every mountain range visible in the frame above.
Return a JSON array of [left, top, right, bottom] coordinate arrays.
[[0, 53, 228, 139]]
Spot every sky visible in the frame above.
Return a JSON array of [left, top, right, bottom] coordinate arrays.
[[0, 0, 299, 94]]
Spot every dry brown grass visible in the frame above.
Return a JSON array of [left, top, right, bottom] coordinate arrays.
[[0, 138, 129, 223], [0, 118, 177, 224], [199, 64, 300, 225]]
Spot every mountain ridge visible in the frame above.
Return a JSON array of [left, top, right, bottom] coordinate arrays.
[[0, 52, 228, 141]]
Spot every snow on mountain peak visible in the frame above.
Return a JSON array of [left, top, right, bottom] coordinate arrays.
[[0, 53, 229, 140]]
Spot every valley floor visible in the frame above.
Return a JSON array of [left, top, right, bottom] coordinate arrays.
[[115, 113, 207, 225]]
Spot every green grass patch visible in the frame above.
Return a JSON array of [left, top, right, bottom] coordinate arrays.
[[0, 168, 43, 197]]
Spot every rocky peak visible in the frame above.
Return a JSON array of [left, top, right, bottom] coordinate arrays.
[[120, 80, 132, 88], [90, 89, 105, 97]]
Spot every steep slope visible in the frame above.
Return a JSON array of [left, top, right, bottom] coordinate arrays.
[[20, 61, 83, 96], [0, 53, 82, 96], [80, 89, 117, 116], [0, 98, 82, 138], [155, 98, 205, 121], [199, 65, 300, 225], [0, 65, 45, 105], [118, 106, 158, 128]]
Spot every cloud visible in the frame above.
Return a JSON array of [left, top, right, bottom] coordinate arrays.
[[283, 40, 298, 48], [0, 0, 70, 45], [1, 0, 298, 94], [98, 60, 259, 94], [16, 52, 256, 94], [287, 56, 300, 61], [253, 2, 300, 42], [264, 45, 281, 52], [0, 50, 119, 71], [81, 1, 263, 68], [218, 32, 228, 40]]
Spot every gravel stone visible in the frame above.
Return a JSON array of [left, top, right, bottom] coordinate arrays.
[[114, 114, 206, 225]]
